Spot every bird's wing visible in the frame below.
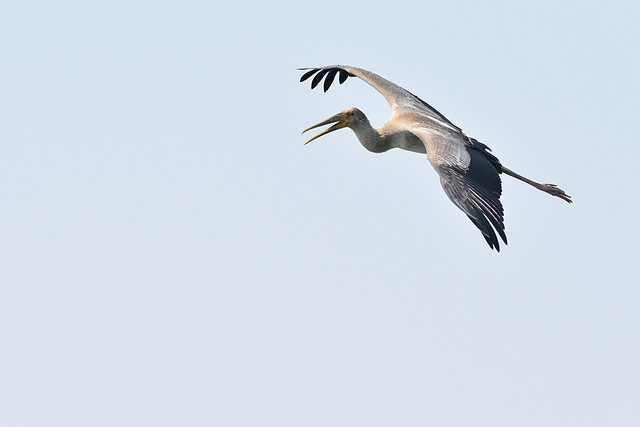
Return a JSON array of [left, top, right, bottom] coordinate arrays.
[[299, 65, 461, 132], [411, 127, 507, 251]]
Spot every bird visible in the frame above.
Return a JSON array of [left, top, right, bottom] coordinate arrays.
[[299, 65, 572, 251]]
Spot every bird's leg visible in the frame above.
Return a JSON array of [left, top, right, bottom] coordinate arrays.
[[501, 166, 572, 203]]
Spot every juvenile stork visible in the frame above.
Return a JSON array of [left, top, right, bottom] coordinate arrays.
[[300, 65, 572, 251]]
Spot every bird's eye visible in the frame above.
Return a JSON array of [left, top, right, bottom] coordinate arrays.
[[350, 111, 355, 116]]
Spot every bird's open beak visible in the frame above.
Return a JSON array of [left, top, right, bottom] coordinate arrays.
[[301, 111, 350, 145]]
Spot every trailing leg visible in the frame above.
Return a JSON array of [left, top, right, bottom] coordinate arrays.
[[501, 166, 572, 203]]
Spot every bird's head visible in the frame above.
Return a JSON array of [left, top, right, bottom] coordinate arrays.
[[301, 108, 362, 145]]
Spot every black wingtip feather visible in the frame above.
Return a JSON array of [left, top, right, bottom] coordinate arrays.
[[299, 67, 356, 91], [339, 69, 349, 84], [300, 68, 318, 83], [468, 212, 500, 251], [324, 69, 338, 92], [311, 69, 329, 89]]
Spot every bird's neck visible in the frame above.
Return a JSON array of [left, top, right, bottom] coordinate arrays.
[[350, 119, 389, 153]]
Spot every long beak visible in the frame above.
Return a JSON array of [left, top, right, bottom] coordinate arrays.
[[301, 112, 350, 145]]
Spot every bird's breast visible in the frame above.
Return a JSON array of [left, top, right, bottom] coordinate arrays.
[[386, 131, 426, 154]]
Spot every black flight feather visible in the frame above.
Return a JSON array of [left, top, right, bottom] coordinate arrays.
[[300, 68, 318, 83], [311, 69, 329, 89], [324, 69, 338, 92]]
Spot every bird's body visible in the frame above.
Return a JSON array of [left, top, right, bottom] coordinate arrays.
[[300, 65, 571, 251]]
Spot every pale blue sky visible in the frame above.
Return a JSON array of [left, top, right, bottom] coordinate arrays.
[[1, 1, 639, 426]]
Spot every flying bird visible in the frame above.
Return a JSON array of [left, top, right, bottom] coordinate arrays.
[[300, 65, 571, 251]]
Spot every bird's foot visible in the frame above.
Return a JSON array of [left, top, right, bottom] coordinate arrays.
[[541, 183, 572, 203]]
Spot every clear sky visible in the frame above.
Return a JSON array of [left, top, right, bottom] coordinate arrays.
[[1, 1, 639, 426]]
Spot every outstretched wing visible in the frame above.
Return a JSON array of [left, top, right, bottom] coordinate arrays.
[[412, 127, 507, 251], [299, 65, 461, 132]]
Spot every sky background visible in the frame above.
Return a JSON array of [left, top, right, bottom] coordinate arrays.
[[1, 1, 639, 426]]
